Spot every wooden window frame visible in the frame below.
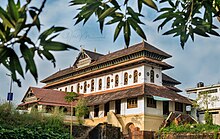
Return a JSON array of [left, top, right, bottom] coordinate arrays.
[[115, 75, 119, 87], [150, 70, 154, 83], [175, 102, 183, 112], [84, 81, 87, 93], [127, 97, 138, 109], [107, 77, 110, 89], [71, 86, 73, 92], [124, 72, 128, 85], [91, 79, 94, 92], [77, 83, 80, 93], [134, 70, 138, 83], [147, 97, 157, 108], [98, 79, 102, 90]]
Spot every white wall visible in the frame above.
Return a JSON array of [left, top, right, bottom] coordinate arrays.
[[121, 96, 145, 115], [57, 65, 146, 94], [196, 87, 220, 109], [57, 64, 164, 93], [144, 65, 162, 86]]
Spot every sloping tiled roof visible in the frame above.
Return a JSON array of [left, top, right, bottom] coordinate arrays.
[[41, 41, 172, 83], [162, 73, 181, 85], [19, 83, 190, 108], [84, 83, 191, 106], [84, 49, 104, 61], [19, 87, 72, 107]]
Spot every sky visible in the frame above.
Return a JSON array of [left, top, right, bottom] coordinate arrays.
[[0, 0, 220, 105]]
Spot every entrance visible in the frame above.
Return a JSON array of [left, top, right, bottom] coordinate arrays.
[[163, 101, 169, 115], [115, 100, 121, 114]]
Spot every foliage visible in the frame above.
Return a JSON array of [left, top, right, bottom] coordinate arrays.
[[196, 91, 219, 111], [155, 0, 220, 48], [65, 92, 78, 103], [0, 103, 70, 138], [160, 123, 220, 133], [0, 0, 78, 86], [70, 0, 220, 48], [75, 98, 89, 125], [204, 111, 213, 125]]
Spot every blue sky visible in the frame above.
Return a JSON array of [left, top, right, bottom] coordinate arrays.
[[0, 0, 220, 104]]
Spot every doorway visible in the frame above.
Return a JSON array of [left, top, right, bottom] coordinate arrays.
[[163, 101, 169, 115]]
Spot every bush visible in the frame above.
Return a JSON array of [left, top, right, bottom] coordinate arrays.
[[0, 103, 70, 138], [205, 111, 213, 125]]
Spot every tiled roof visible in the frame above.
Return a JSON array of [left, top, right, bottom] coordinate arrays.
[[19, 87, 73, 107], [162, 73, 181, 85], [19, 84, 190, 108], [84, 83, 191, 106], [41, 41, 172, 83], [84, 49, 104, 61]]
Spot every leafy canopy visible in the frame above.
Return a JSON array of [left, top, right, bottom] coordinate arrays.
[[70, 0, 220, 48], [0, 0, 78, 87]]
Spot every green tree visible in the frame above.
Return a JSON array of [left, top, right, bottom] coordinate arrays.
[[75, 98, 89, 125], [64, 91, 78, 138], [71, 0, 220, 48], [0, 0, 78, 86]]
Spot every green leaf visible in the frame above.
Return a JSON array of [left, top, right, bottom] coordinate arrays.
[[20, 43, 37, 81], [106, 17, 122, 25], [193, 27, 210, 37], [13, 15, 27, 36], [8, 48, 24, 78], [69, 0, 87, 5], [29, 10, 41, 31], [138, 0, 143, 13], [123, 20, 131, 46], [208, 30, 220, 36], [110, 0, 120, 9], [41, 50, 56, 67], [8, 0, 19, 21], [162, 27, 181, 35], [142, 0, 158, 11], [114, 21, 124, 42], [127, 7, 143, 24], [41, 41, 79, 51], [98, 7, 117, 21], [128, 17, 146, 40], [0, 7, 15, 28], [38, 26, 66, 41]]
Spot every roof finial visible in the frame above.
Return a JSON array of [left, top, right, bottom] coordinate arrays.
[[94, 48, 96, 53], [80, 45, 84, 52]]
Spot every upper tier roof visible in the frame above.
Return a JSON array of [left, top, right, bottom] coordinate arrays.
[[162, 73, 181, 85], [41, 41, 172, 83]]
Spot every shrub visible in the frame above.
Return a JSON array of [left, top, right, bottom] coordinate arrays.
[[0, 103, 70, 138]]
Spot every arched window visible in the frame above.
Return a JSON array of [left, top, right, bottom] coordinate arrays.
[[77, 83, 80, 93], [91, 79, 94, 91], [65, 87, 67, 92], [59, 89, 62, 91], [150, 70, 154, 83], [84, 81, 87, 93], [71, 86, 73, 92], [134, 70, 138, 83], [106, 77, 110, 89], [99, 79, 102, 90], [124, 72, 128, 85], [115, 75, 119, 87]]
